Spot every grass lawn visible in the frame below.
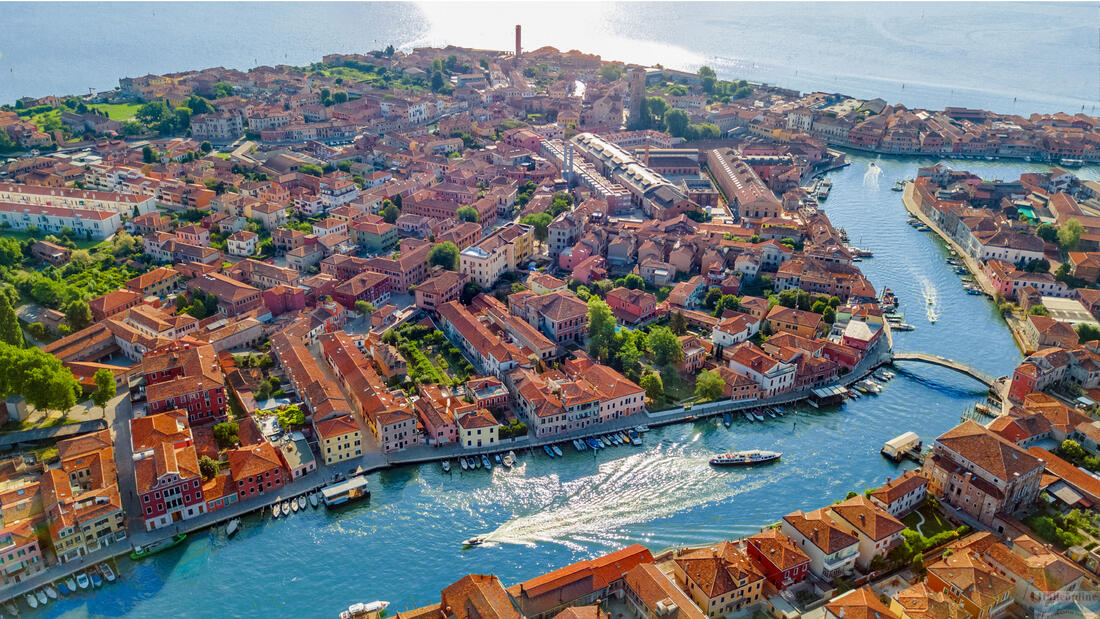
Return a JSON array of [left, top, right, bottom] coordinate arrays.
[[902, 503, 952, 537], [657, 366, 697, 407], [89, 102, 142, 121]]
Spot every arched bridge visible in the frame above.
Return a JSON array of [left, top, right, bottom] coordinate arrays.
[[890, 352, 999, 388]]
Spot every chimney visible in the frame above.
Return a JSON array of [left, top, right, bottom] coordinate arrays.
[[515, 25, 522, 59]]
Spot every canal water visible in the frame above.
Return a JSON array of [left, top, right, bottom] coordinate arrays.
[[37, 156, 1100, 618]]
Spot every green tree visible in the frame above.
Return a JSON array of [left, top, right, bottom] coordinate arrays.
[[355, 300, 376, 317], [1028, 304, 1049, 316], [213, 82, 235, 98], [1059, 219, 1084, 251], [277, 404, 305, 429], [91, 368, 115, 416], [703, 287, 723, 309], [198, 455, 218, 480], [549, 192, 574, 217], [1036, 223, 1058, 243], [136, 101, 172, 126], [186, 95, 214, 115], [381, 200, 401, 224], [587, 296, 617, 360], [64, 299, 92, 331], [428, 241, 460, 270], [695, 369, 724, 401], [663, 108, 690, 138], [713, 294, 740, 317], [669, 311, 688, 336], [640, 372, 664, 401], [200, 141, 213, 153], [0, 343, 80, 412], [0, 237, 22, 267], [521, 213, 552, 242], [300, 163, 323, 177], [617, 338, 642, 379], [213, 422, 240, 450], [456, 205, 479, 223], [142, 145, 155, 163], [648, 326, 683, 366], [823, 306, 837, 325], [0, 294, 23, 348], [620, 274, 646, 290], [1078, 323, 1100, 343], [598, 64, 624, 82], [1060, 439, 1087, 462], [430, 70, 446, 92]]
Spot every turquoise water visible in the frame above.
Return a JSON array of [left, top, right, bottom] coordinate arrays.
[[35, 155, 1100, 618], [1, 3, 1097, 114]]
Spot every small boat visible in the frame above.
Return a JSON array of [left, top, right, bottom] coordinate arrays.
[[290, 499, 299, 513], [225, 517, 241, 538], [709, 450, 782, 466], [612, 434, 623, 445], [130, 533, 187, 560], [76, 572, 90, 589], [723, 413, 732, 427], [25, 594, 37, 609], [752, 411, 765, 422], [502, 453, 514, 467], [341, 601, 391, 619], [460, 457, 469, 470], [507, 450, 517, 463], [472, 455, 481, 469], [58, 580, 71, 595], [892, 179, 905, 191], [628, 428, 640, 443], [743, 411, 754, 422], [36, 588, 48, 602], [543, 445, 555, 457], [90, 571, 103, 588], [5, 601, 17, 615], [847, 389, 861, 399], [767, 410, 778, 419], [44, 585, 58, 599], [462, 536, 485, 547], [573, 439, 583, 451], [271, 502, 281, 518], [552, 445, 563, 457], [281, 501, 290, 516], [586, 438, 601, 450], [310, 493, 319, 508], [620, 432, 630, 444], [298, 496, 307, 510], [442, 460, 451, 473], [481, 454, 492, 470], [892, 323, 916, 331], [99, 562, 117, 582], [494, 454, 502, 465]]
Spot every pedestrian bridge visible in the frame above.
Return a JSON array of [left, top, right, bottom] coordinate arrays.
[[890, 352, 999, 388]]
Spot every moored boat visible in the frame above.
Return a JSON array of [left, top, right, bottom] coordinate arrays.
[[226, 517, 240, 538], [99, 562, 116, 582], [543, 445, 554, 457], [341, 601, 391, 619], [66, 576, 77, 592], [722, 413, 731, 427], [130, 533, 187, 560], [494, 453, 502, 465], [502, 453, 514, 467], [90, 570, 103, 588], [442, 460, 451, 473], [752, 411, 765, 422], [507, 450, 517, 463], [298, 496, 307, 510], [58, 580, 71, 595], [481, 454, 492, 470], [552, 445, 563, 457], [44, 585, 57, 599], [280, 501, 290, 516], [76, 572, 90, 589], [310, 493, 320, 508], [6, 601, 19, 615], [709, 450, 782, 466], [291, 498, 299, 513], [460, 457, 469, 470], [25, 593, 37, 609], [586, 438, 601, 450]]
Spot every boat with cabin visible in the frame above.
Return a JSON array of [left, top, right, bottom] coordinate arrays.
[[341, 601, 390, 619], [321, 476, 370, 508], [76, 572, 90, 589], [709, 450, 782, 466], [130, 533, 187, 560]]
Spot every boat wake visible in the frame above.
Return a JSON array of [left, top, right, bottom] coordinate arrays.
[[863, 161, 881, 189], [920, 277, 940, 323], [474, 447, 761, 550]]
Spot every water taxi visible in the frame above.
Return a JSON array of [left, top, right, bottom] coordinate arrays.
[[709, 450, 782, 466], [130, 533, 187, 560], [341, 601, 390, 619]]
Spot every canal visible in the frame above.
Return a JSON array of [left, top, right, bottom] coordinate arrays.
[[39, 156, 1100, 618]]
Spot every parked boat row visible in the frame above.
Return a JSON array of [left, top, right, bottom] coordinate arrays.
[[451, 450, 519, 472], [22, 562, 116, 611], [269, 492, 321, 520], [740, 407, 788, 423]]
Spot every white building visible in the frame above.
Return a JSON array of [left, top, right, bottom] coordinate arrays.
[[0, 203, 121, 239]]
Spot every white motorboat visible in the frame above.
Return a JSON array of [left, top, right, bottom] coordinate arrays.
[[35, 589, 47, 604], [460, 457, 469, 470], [76, 572, 90, 589], [271, 502, 281, 518], [25, 593, 37, 609], [226, 518, 240, 538], [99, 562, 117, 582], [441, 460, 451, 473], [310, 493, 319, 508], [552, 445, 563, 457], [291, 498, 299, 513], [502, 453, 514, 468], [298, 496, 307, 510], [280, 501, 290, 517], [65, 576, 77, 592], [341, 601, 390, 619], [44, 585, 58, 599], [462, 536, 486, 547]]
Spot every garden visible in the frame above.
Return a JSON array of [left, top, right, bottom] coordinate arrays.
[[384, 323, 474, 388]]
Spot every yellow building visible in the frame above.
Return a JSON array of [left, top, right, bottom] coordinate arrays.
[[315, 415, 363, 465], [457, 409, 501, 449], [459, 223, 534, 288]]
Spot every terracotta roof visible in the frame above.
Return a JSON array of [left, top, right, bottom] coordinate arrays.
[[926, 553, 1012, 609], [984, 538, 1086, 594], [440, 574, 520, 619], [829, 495, 906, 541], [892, 582, 966, 619], [783, 509, 858, 554], [935, 420, 1042, 482], [315, 414, 360, 440], [869, 470, 928, 505], [622, 563, 705, 619], [227, 442, 284, 480], [825, 586, 899, 619], [747, 528, 810, 572], [674, 541, 765, 598]]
